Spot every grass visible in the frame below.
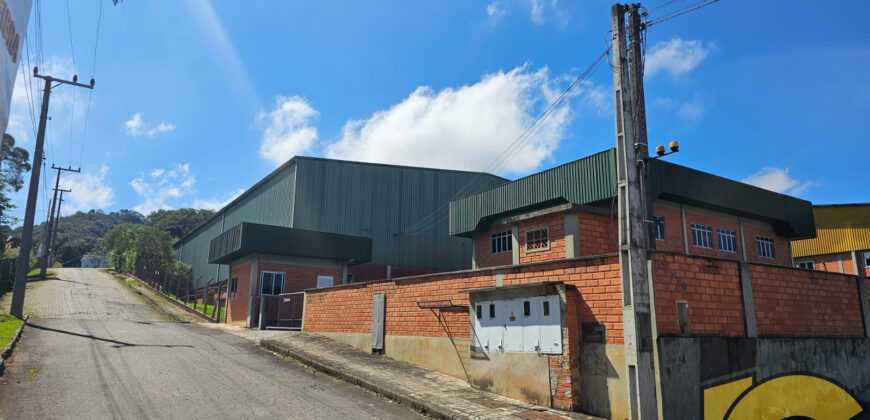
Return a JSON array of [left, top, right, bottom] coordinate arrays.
[[0, 313, 24, 350], [186, 302, 226, 323], [26, 269, 56, 278]]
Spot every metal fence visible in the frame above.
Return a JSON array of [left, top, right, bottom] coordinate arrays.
[[261, 292, 304, 330], [133, 257, 227, 322], [0, 257, 17, 297]]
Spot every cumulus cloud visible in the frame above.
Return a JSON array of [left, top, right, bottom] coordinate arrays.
[[193, 188, 245, 211], [487, 2, 507, 22], [123, 113, 176, 137], [325, 65, 585, 176], [742, 167, 816, 196], [130, 163, 196, 214], [257, 95, 319, 167], [59, 165, 115, 214], [645, 38, 714, 78]]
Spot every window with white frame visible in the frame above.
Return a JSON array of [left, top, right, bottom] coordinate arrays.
[[525, 227, 550, 252], [691, 224, 713, 249], [717, 229, 738, 253], [229, 276, 238, 299], [260, 271, 285, 295], [864, 251, 870, 268], [797, 261, 814, 270], [653, 216, 666, 241], [491, 230, 512, 254], [757, 237, 775, 259]]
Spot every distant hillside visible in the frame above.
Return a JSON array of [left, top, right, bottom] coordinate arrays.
[[10, 208, 214, 267]]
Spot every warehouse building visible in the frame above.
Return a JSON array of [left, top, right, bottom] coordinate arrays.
[[174, 156, 506, 325], [791, 203, 870, 275]]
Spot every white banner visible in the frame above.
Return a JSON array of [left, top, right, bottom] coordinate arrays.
[[0, 0, 32, 136]]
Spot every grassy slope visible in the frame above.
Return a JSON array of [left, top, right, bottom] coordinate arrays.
[[0, 313, 23, 349]]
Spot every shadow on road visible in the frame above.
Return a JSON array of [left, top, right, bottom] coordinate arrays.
[[26, 322, 194, 349]]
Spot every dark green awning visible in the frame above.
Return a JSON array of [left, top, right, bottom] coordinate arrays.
[[208, 222, 372, 264]]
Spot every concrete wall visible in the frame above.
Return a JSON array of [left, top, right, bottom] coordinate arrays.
[[579, 343, 630, 420], [657, 337, 870, 419]]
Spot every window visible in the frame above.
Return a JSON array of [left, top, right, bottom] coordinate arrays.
[[346, 274, 354, 284], [260, 271, 284, 295], [542, 300, 550, 316], [691, 224, 713, 249], [653, 216, 666, 241], [717, 229, 738, 253], [316, 275, 334, 288], [491, 230, 512, 254], [523, 300, 531, 317], [476, 304, 482, 319], [229, 277, 238, 299], [489, 303, 495, 319], [797, 261, 814, 270], [525, 227, 550, 252], [864, 251, 870, 268], [757, 237, 775, 259]]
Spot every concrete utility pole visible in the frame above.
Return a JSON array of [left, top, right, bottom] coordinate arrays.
[[9, 68, 93, 318], [40, 165, 79, 276], [611, 3, 657, 419], [47, 190, 69, 268]]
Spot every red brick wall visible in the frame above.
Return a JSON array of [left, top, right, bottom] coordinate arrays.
[[742, 223, 792, 267], [518, 213, 566, 264], [227, 263, 251, 324], [750, 264, 865, 337], [652, 253, 746, 337], [797, 252, 850, 274], [304, 256, 624, 345], [683, 212, 743, 262], [258, 263, 343, 294], [348, 263, 440, 283], [577, 211, 617, 256], [473, 223, 514, 268], [651, 205, 684, 253]]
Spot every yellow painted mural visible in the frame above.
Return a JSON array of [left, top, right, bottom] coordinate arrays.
[[704, 374, 863, 420]]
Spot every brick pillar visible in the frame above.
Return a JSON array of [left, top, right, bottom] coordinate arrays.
[[549, 284, 581, 411]]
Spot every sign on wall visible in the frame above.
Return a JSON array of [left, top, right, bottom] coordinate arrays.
[[0, 0, 31, 136]]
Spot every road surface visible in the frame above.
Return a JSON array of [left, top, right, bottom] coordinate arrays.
[[0, 268, 420, 420]]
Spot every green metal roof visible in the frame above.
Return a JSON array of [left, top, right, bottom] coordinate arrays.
[[208, 222, 372, 264], [450, 148, 816, 239]]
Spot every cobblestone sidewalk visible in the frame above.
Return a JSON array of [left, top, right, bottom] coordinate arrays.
[[200, 323, 603, 420]]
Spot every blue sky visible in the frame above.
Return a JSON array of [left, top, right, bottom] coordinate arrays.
[[6, 0, 870, 225]]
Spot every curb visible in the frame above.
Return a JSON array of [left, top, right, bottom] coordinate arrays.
[[121, 273, 217, 323], [0, 314, 29, 377], [260, 339, 456, 419]]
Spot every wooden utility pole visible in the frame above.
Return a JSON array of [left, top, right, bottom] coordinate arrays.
[[611, 3, 657, 419], [41, 165, 78, 276], [9, 69, 94, 318]]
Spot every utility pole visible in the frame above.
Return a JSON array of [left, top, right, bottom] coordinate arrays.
[[9, 68, 94, 318], [612, 3, 657, 419], [49, 191, 66, 267], [40, 164, 79, 276]]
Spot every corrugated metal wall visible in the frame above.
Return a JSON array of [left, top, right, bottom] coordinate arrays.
[[792, 205, 870, 257], [292, 158, 504, 270]]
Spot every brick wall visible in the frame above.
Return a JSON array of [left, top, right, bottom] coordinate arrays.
[[518, 213, 566, 264], [652, 253, 745, 337], [651, 205, 684, 253], [304, 255, 624, 345], [227, 263, 251, 324], [577, 211, 618, 256], [742, 223, 792, 267], [750, 264, 865, 337], [258, 262, 343, 294], [348, 263, 440, 283], [473, 223, 514, 268]]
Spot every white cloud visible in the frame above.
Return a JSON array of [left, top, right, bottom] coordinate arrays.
[[528, 0, 568, 26], [130, 163, 196, 214], [645, 38, 714, 78], [7, 57, 85, 148], [59, 165, 115, 214], [742, 167, 816, 196], [530, 0, 545, 24], [257, 95, 319, 167], [123, 113, 176, 137], [487, 2, 507, 22], [653, 96, 706, 125], [326, 65, 585, 176], [193, 188, 245, 211]]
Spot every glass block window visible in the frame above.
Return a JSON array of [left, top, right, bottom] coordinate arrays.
[[757, 237, 775, 259], [691, 224, 713, 249], [525, 227, 550, 252], [717, 229, 738, 253], [491, 230, 512, 254]]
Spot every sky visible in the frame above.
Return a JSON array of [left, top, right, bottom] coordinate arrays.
[[5, 0, 870, 226]]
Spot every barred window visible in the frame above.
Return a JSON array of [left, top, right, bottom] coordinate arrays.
[[757, 237, 775, 259], [525, 227, 550, 252], [491, 230, 512, 254], [691, 224, 713, 249], [717, 229, 738, 253], [653, 216, 665, 241], [797, 261, 814, 270]]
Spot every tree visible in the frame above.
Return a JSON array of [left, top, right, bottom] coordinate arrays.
[[144, 208, 214, 239], [0, 134, 31, 225], [103, 224, 174, 274]]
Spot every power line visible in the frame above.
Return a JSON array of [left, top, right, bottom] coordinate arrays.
[[65, 0, 77, 72], [646, 0, 720, 27], [79, 0, 104, 167]]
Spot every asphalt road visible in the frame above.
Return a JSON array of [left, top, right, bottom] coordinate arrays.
[[0, 268, 420, 420]]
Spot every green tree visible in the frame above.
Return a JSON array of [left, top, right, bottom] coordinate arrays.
[[0, 134, 32, 225], [103, 224, 174, 274], [144, 208, 214, 239]]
